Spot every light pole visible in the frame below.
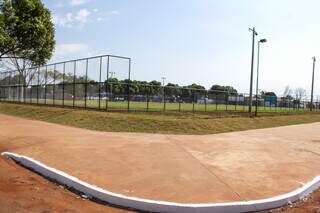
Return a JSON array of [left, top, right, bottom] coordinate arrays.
[[161, 77, 166, 105], [161, 77, 166, 87], [255, 38, 267, 116], [310, 56, 316, 111], [109, 71, 115, 79], [248, 27, 258, 114], [108, 72, 115, 99]]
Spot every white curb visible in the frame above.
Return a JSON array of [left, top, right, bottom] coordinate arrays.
[[2, 151, 320, 213]]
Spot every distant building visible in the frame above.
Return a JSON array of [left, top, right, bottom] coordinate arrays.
[[264, 96, 277, 107]]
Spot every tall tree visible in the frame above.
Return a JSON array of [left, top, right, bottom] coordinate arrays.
[[283, 86, 293, 99], [294, 87, 306, 101], [208, 85, 238, 100], [180, 84, 206, 102], [0, 0, 55, 90], [148, 80, 162, 96], [165, 83, 181, 97]]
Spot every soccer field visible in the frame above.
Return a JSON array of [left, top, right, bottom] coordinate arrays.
[[5, 98, 314, 113]]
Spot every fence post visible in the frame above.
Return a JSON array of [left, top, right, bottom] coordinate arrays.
[[17, 70, 21, 102], [106, 56, 110, 111], [30, 71, 32, 103], [73, 61, 76, 108], [98, 57, 102, 110], [37, 66, 40, 104], [53, 64, 56, 106], [44, 66, 47, 105], [0, 73, 2, 101], [215, 93, 218, 111], [8, 72, 12, 101], [225, 91, 228, 111], [24, 70, 27, 104], [8, 72, 11, 101], [179, 91, 181, 112], [0, 73, 1, 102], [127, 82, 130, 112], [146, 85, 149, 112], [235, 94, 238, 111], [105, 82, 109, 111], [163, 86, 166, 112], [62, 63, 65, 107], [205, 90, 207, 112], [84, 59, 89, 109], [192, 90, 195, 113], [127, 58, 131, 112]]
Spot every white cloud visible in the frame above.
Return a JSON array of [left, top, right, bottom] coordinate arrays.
[[53, 8, 91, 28], [52, 13, 73, 28], [52, 7, 120, 28], [53, 43, 90, 60], [75, 9, 91, 24], [70, 0, 90, 6]]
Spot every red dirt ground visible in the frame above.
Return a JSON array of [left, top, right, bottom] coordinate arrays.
[[266, 191, 320, 213], [0, 156, 134, 213]]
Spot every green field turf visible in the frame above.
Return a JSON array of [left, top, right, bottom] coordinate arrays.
[[3, 97, 314, 113]]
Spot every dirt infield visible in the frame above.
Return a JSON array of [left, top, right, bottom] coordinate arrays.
[[1, 114, 320, 205]]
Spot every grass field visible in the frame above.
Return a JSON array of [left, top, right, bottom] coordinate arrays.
[[1, 102, 320, 134], [1, 97, 316, 113]]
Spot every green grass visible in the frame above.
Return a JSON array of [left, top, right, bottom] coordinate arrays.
[[3, 98, 314, 113], [1, 102, 320, 135]]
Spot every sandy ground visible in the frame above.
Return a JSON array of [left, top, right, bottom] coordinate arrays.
[[1, 114, 320, 211]]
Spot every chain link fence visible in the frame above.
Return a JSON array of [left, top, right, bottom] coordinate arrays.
[[0, 55, 319, 113]]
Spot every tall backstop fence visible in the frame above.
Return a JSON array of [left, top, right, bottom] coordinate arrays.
[[0, 55, 319, 113]]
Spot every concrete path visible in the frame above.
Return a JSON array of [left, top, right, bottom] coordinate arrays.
[[1, 114, 320, 203]]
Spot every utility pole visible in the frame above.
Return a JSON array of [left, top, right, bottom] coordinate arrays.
[[249, 27, 258, 114], [311, 56, 316, 111], [255, 39, 267, 116]]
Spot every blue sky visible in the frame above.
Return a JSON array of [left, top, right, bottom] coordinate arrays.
[[45, 0, 320, 97]]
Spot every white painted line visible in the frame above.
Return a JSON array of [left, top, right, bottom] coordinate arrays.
[[2, 151, 320, 213]]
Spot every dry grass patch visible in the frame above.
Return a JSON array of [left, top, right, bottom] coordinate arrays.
[[1, 102, 320, 134]]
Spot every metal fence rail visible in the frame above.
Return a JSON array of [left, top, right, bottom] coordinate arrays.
[[0, 55, 319, 114]]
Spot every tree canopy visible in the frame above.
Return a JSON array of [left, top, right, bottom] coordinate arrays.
[[209, 85, 238, 94], [0, 0, 55, 65]]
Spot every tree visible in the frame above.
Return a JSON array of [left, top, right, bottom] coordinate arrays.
[[208, 85, 238, 100], [148, 80, 162, 96], [38, 69, 63, 85], [264, 91, 277, 97], [105, 78, 124, 96], [181, 84, 206, 102], [136, 80, 149, 95], [165, 83, 181, 96], [0, 0, 55, 99], [294, 87, 306, 101], [283, 86, 293, 99], [0, 0, 55, 64], [0, 7, 15, 58]]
